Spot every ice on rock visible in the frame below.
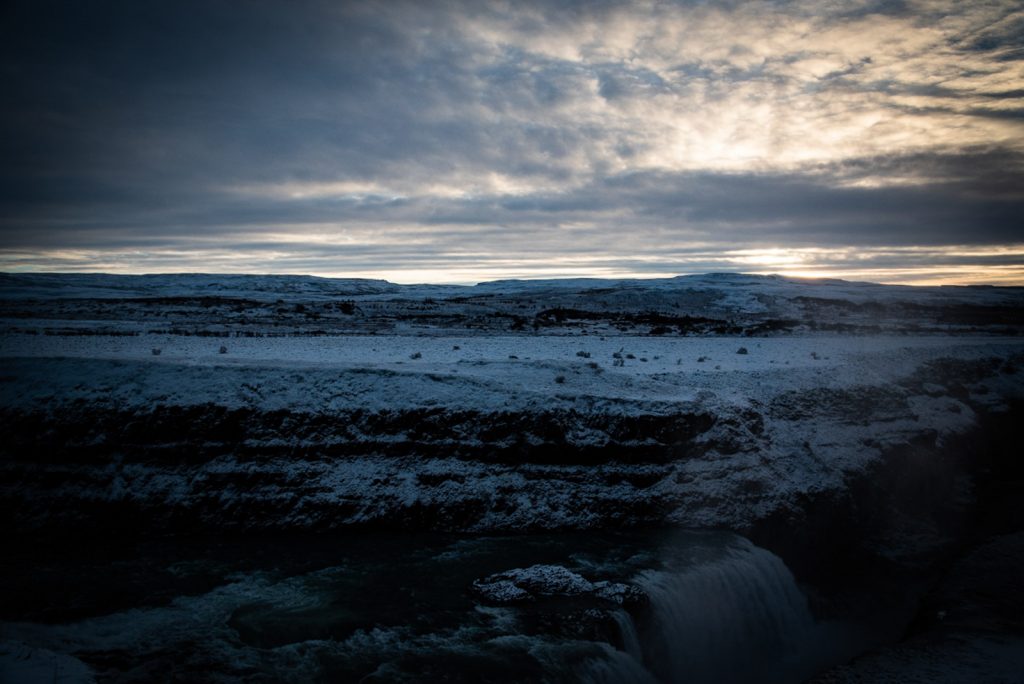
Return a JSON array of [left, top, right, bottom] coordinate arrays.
[[471, 579, 533, 603], [593, 581, 648, 608], [472, 564, 641, 606]]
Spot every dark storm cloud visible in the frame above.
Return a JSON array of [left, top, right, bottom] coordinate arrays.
[[6, 149, 1020, 255], [1, 0, 1023, 281], [2, 2, 487, 190]]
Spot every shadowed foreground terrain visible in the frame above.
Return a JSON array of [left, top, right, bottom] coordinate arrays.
[[1, 273, 1022, 682]]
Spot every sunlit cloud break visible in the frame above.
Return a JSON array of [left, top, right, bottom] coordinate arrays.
[[1, 0, 1022, 284]]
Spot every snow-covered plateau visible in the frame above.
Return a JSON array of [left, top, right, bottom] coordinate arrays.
[[1, 272, 1022, 682]]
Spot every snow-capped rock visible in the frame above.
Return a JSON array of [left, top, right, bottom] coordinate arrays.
[[471, 564, 642, 608]]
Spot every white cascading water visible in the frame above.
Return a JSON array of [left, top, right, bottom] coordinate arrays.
[[611, 609, 644, 662], [602, 536, 820, 684]]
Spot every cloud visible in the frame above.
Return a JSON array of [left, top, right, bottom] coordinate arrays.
[[0, 0, 1022, 282]]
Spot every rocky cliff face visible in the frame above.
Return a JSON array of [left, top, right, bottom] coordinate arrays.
[[2, 347, 1020, 581], [3, 274, 1024, 682]]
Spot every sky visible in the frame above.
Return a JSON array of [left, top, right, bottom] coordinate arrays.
[[1, 0, 1023, 285]]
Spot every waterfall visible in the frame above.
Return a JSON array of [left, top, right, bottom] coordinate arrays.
[[612, 609, 644, 662], [593, 535, 821, 684], [577, 643, 658, 684]]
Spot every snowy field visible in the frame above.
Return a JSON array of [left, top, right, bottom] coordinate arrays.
[[4, 331, 1020, 372], [3, 332, 1022, 417]]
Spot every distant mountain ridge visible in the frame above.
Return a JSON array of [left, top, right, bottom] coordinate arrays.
[[2, 271, 1023, 304]]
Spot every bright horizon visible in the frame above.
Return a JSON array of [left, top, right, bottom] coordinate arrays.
[[6, 266, 1023, 289]]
